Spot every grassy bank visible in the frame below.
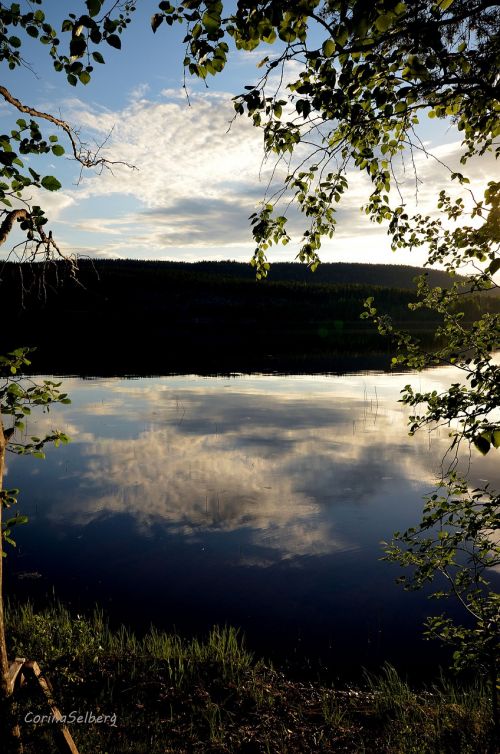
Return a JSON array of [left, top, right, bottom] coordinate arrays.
[[4, 602, 496, 753]]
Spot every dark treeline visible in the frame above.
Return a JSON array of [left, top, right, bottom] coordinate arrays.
[[2, 260, 498, 375], [83, 259, 465, 288]]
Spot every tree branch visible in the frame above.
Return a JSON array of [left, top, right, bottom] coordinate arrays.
[[0, 209, 76, 276], [0, 84, 135, 171]]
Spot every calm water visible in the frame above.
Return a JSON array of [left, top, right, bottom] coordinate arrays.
[[5, 367, 499, 678]]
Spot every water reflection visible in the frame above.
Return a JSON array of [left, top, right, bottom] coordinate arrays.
[[5, 370, 499, 674]]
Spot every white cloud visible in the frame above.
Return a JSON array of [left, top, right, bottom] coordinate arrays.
[[129, 82, 151, 100], [35, 88, 498, 265], [67, 91, 263, 207]]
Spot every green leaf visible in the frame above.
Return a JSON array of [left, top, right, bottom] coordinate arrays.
[[492, 430, 500, 449], [335, 24, 348, 47], [322, 39, 335, 57], [439, 0, 455, 10], [92, 51, 105, 64], [201, 11, 220, 34], [51, 145, 65, 156], [7, 515, 28, 526], [375, 14, 393, 32], [79, 71, 91, 85], [41, 175, 62, 191]]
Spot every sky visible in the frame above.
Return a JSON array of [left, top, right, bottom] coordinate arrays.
[[1, 1, 497, 268]]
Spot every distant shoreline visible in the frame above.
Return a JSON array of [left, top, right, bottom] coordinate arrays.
[[2, 260, 498, 376]]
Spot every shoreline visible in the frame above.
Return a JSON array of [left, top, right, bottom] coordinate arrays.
[[5, 601, 495, 753]]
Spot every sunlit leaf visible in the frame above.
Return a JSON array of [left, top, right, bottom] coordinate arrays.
[[41, 175, 62, 191]]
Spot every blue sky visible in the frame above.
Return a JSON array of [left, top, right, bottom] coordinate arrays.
[[2, 1, 496, 267]]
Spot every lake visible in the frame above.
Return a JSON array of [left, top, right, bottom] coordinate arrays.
[[5, 366, 499, 679]]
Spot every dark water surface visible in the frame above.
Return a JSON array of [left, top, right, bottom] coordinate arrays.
[[5, 368, 499, 679]]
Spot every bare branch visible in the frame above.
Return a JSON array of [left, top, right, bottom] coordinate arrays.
[[0, 84, 135, 171]]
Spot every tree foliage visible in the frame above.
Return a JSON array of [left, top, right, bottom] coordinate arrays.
[[0, 0, 134, 265], [149, 0, 500, 272], [0, 347, 70, 546]]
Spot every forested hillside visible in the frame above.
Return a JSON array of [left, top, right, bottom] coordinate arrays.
[[44, 259, 467, 287], [3, 260, 497, 375]]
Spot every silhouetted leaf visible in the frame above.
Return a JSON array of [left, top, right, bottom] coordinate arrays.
[[106, 33, 121, 49], [151, 13, 163, 33]]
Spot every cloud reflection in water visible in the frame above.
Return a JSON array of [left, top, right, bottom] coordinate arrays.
[[8, 369, 499, 672], [17, 370, 477, 564]]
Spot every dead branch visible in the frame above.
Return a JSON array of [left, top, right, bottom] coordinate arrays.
[[0, 208, 80, 288], [0, 84, 135, 171]]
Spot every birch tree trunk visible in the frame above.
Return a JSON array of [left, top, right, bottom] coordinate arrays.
[[0, 419, 11, 699]]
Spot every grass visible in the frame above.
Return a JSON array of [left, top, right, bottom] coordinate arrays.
[[362, 664, 492, 754], [4, 601, 497, 753]]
